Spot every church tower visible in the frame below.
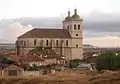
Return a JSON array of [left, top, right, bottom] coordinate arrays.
[[63, 9, 83, 59]]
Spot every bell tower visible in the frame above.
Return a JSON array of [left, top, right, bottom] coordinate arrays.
[[63, 9, 83, 60]]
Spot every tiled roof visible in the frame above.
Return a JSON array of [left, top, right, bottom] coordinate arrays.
[[8, 55, 44, 62], [18, 28, 71, 38], [29, 47, 65, 60], [24, 55, 44, 62]]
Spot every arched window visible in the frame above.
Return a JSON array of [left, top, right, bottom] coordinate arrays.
[[78, 25, 80, 30], [67, 26, 69, 29], [74, 24, 76, 30], [66, 40, 68, 46], [46, 40, 48, 46], [56, 40, 58, 47], [34, 39, 36, 45], [76, 44, 78, 47]]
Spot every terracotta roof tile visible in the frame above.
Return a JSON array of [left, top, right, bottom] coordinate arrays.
[[8, 55, 44, 62], [24, 55, 44, 62], [29, 47, 65, 60], [18, 28, 71, 38]]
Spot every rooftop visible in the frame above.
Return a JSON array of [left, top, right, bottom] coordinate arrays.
[[18, 28, 71, 38]]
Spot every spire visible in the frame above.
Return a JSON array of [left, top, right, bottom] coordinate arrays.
[[68, 11, 70, 17], [74, 9, 77, 15]]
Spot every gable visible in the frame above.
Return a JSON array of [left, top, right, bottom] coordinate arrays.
[[3, 65, 23, 71]]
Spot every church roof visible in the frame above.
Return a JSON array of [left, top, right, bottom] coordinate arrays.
[[18, 28, 71, 38]]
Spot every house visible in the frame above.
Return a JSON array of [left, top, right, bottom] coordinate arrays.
[[8, 55, 44, 66], [16, 9, 83, 60], [28, 47, 66, 65], [0, 65, 24, 76], [8, 54, 65, 66]]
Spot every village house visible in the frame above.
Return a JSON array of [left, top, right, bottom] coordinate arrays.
[[16, 9, 83, 60], [8, 54, 65, 66], [0, 64, 56, 76], [0, 65, 24, 76]]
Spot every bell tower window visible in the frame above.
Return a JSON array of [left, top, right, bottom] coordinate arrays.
[[78, 25, 80, 30], [76, 34, 78, 36], [74, 25, 76, 30]]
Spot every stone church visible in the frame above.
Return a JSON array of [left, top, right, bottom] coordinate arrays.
[[16, 9, 83, 60]]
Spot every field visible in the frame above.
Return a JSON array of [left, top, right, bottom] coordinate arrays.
[[0, 71, 120, 84]]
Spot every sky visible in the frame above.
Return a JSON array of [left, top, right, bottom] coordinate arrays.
[[0, 0, 119, 18], [0, 0, 120, 47]]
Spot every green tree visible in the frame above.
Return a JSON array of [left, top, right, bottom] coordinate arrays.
[[96, 52, 120, 71], [67, 59, 80, 68]]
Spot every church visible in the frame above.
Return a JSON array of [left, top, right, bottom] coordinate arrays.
[[16, 9, 83, 60]]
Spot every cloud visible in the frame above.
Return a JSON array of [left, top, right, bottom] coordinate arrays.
[[0, 12, 120, 47], [0, 19, 33, 43]]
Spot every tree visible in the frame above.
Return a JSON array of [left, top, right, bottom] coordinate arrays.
[[67, 59, 80, 68], [0, 56, 15, 64], [96, 52, 120, 71]]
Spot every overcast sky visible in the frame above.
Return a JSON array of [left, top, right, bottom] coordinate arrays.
[[0, 0, 120, 47], [0, 0, 120, 19]]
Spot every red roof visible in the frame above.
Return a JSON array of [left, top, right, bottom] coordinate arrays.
[[0, 52, 7, 56], [8, 55, 44, 62], [24, 55, 44, 62]]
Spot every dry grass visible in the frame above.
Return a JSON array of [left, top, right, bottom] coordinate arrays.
[[0, 72, 89, 84], [0, 71, 120, 84], [88, 71, 120, 84]]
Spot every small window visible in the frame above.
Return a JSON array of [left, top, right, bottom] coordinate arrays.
[[34, 39, 36, 45], [76, 44, 78, 47], [78, 25, 80, 30], [67, 26, 69, 29], [56, 40, 58, 47], [46, 40, 48, 46], [66, 40, 68, 46], [8, 70, 17, 76], [74, 25, 76, 30], [76, 34, 78, 36]]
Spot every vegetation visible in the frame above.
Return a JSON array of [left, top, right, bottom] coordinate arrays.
[[66, 59, 80, 68], [96, 52, 120, 71], [0, 56, 15, 64], [28, 64, 54, 71]]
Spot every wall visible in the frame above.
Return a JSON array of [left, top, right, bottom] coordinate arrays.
[[41, 58, 57, 65], [2, 65, 24, 76], [24, 69, 56, 76], [17, 38, 72, 60], [24, 71, 40, 76], [29, 61, 42, 66]]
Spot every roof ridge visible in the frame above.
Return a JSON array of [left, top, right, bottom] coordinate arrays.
[[34, 28, 63, 30]]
